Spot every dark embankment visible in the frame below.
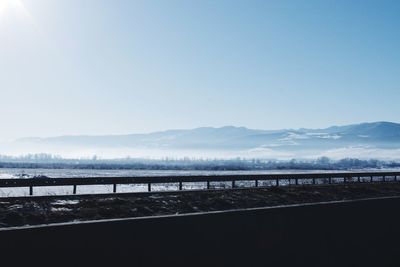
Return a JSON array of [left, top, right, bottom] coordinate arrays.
[[1, 189, 400, 266], [2, 182, 400, 227], [0, 197, 399, 266]]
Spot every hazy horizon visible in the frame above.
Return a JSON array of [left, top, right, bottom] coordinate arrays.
[[0, 121, 399, 160]]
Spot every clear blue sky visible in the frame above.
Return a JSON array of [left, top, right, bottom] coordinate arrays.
[[1, 0, 399, 141]]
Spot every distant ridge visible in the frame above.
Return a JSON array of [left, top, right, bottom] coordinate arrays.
[[8, 122, 400, 160]]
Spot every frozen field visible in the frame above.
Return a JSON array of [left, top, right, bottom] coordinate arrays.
[[0, 168, 396, 197]]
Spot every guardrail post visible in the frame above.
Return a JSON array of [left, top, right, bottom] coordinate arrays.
[[6, 172, 399, 197]]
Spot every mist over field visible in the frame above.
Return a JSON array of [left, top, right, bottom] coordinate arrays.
[[2, 121, 400, 161]]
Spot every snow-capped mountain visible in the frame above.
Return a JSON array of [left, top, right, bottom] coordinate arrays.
[[6, 122, 400, 159]]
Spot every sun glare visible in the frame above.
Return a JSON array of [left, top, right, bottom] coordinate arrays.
[[0, 0, 28, 19], [0, 0, 46, 39]]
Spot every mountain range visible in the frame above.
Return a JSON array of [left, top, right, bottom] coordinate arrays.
[[5, 121, 400, 160]]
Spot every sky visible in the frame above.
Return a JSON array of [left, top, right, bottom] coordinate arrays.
[[0, 0, 399, 141]]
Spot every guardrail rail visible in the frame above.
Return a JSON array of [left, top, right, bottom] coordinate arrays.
[[0, 171, 399, 196]]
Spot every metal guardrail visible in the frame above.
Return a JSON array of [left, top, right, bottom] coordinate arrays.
[[0, 171, 399, 196]]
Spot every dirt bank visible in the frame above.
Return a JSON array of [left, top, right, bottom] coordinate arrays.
[[1, 182, 400, 228]]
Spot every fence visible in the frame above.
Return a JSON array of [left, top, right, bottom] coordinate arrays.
[[0, 171, 399, 196]]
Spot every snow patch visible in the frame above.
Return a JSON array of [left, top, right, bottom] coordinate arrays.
[[279, 132, 309, 141], [306, 133, 341, 139], [52, 200, 80, 205], [51, 207, 73, 212], [0, 174, 16, 179], [318, 134, 341, 140], [7, 204, 23, 210]]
